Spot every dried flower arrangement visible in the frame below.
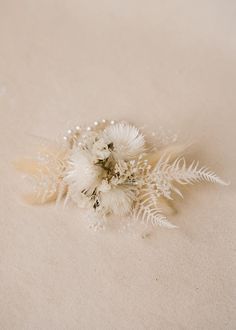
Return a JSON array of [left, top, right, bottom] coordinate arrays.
[[16, 119, 227, 230]]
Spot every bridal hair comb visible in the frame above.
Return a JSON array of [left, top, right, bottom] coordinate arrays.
[[16, 119, 227, 230]]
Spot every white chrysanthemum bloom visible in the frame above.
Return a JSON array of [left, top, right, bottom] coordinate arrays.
[[99, 186, 135, 216], [91, 138, 111, 160], [65, 149, 103, 202], [103, 123, 145, 160]]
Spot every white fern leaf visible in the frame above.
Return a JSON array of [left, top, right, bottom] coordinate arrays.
[[133, 190, 177, 228], [154, 154, 227, 186]]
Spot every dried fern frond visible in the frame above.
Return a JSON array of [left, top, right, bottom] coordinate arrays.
[[131, 153, 227, 227], [154, 154, 228, 186], [133, 188, 177, 228]]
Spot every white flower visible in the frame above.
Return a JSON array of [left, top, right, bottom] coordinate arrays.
[[99, 186, 135, 216], [65, 149, 103, 202], [103, 122, 145, 160], [91, 138, 111, 160]]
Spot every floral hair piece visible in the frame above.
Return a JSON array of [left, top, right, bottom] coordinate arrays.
[[16, 119, 227, 230]]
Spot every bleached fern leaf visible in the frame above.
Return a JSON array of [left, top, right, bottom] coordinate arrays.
[[133, 190, 177, 228], [154, 155, 227, 186]]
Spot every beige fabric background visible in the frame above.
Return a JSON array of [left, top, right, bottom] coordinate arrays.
[[0, 1, 235, 329]]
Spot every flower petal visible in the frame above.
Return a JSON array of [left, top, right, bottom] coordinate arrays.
[[103, 122, 145, 160]]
